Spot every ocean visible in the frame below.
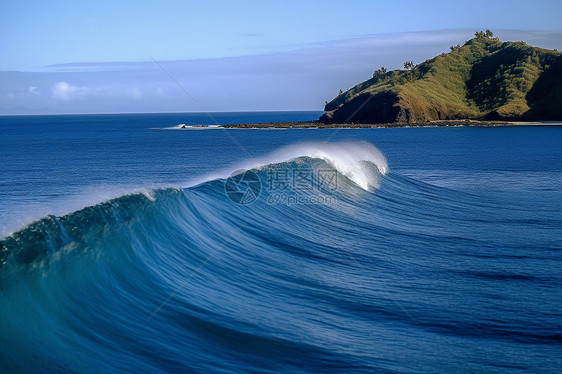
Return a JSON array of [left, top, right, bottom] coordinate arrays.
[[1, 112, 561, 373]]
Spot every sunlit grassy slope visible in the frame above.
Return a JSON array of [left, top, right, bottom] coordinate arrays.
[[321, 35, 562, 123]]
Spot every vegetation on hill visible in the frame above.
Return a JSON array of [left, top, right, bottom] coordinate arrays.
[[321, 31, 562, 123]]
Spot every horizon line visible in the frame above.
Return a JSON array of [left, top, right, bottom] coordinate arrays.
[[0, 109, 325, 117]]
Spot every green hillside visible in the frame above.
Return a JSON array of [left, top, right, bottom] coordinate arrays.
[[321, 32, 562, 123]]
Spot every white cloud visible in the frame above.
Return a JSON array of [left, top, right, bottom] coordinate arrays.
[[2, 29, 560, 114], [51, 81, 89, 100], [28, 86, 40, 96], [128, 86, 142, 99]]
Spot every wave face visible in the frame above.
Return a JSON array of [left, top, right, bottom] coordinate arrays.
[[1, 142, 561, 373]]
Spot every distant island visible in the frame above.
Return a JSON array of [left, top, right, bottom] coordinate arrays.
[[321, 30, 561, 124], [223, 31, 561, 128]]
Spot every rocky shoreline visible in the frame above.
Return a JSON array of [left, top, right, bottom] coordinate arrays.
[[220, 119, 535, 129]]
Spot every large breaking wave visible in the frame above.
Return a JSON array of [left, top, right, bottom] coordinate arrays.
[[1, 142, 560, 373]]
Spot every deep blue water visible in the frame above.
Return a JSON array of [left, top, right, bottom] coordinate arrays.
[[1, 113, 561, 373]]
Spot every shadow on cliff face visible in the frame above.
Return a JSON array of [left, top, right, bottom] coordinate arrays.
[[320, 91, 405, 124], [526, 55, 562, 120]]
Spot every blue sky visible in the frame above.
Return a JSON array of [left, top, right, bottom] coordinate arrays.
[[2, 0, 562, 114]]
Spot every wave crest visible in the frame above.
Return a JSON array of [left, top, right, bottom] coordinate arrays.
[[191, 141, 389, 191]]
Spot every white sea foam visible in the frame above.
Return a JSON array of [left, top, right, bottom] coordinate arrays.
[[0, 185, 162, 238], [187, 141, 389, 191]]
